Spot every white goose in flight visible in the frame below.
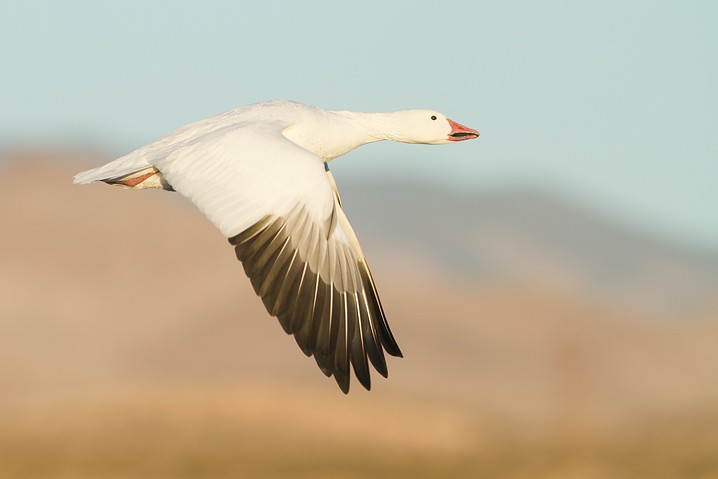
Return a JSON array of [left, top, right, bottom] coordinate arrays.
[[74, 100, 479, 393]]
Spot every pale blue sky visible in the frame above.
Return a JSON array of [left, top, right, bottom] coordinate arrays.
[[1, 1, 716, 253]]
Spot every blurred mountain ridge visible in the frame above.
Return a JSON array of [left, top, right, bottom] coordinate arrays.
[[3, 149, 716, 315], [339, 178, 718, 315]]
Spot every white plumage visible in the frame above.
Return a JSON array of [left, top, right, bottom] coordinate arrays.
[[74, 99, 479, 393]]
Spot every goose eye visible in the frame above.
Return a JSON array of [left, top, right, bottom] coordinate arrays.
[[431, 115, 437, 121]]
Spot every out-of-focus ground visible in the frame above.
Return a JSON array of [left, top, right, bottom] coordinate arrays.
[[1, 150, 717, 478]]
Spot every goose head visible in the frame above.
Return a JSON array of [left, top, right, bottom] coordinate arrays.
[[301, 106, 480, 160], [389, 110, 480, 145]]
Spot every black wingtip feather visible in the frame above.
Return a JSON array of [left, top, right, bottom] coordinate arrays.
[[334, 370, 350, 394], [314, 353, 333, 376], [230, 210, 404, 394]]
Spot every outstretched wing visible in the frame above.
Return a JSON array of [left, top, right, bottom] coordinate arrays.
[[153, 124, 402, 392]]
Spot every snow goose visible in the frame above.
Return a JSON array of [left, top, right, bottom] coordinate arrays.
[[74, 100, 479, 393]]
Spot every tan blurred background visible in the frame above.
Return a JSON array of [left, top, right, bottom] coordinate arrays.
[[1, 149, 716, 478]]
